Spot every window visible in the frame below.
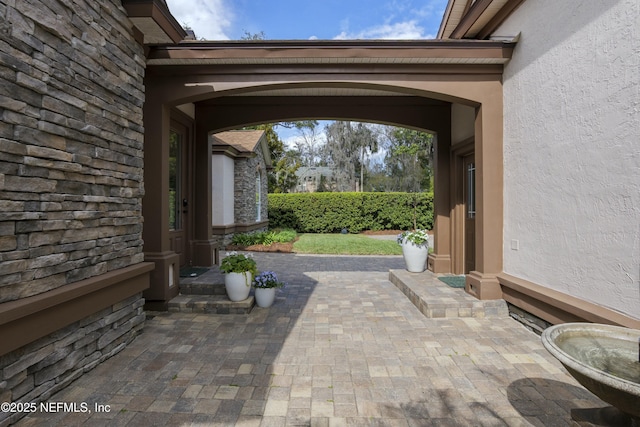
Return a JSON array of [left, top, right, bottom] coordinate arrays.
[[256, 170, 261, 221], [169, 130, 181, 230], [467, 162, 475, 219]]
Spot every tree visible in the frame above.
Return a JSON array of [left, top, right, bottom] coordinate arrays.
[[273, 150, 302, 193], [324, 121, 378, 191], [291, 120, 322, 167], [242, 123, 299, 193], [383, 128, 433, 192], [241, 30, 266, 40]]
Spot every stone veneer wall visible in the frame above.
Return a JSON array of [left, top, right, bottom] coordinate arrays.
[[234, 148, 268, 225], [0, 296, 145, 426], [0, 0, 146, 423]]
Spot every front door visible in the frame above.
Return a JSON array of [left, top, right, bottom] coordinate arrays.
[[169, 122, 190, 266], [463, 154, 476, 274]]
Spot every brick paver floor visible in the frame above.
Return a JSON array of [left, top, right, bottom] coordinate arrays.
[[16, 253, 604, 426]]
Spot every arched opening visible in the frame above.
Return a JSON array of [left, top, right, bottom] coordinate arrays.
[[141, 41, 508, 307]]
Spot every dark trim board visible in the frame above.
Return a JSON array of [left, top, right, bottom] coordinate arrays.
[[0, 263, 154, 356]]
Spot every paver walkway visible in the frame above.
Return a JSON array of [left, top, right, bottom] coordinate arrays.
[[16, 253, 604, 426]]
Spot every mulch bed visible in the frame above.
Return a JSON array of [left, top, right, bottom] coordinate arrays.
[[226, 230, 404, 253], [226, 230, 432, 253]]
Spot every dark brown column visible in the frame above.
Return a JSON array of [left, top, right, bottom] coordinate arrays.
[[191, 107, 216, 266], [142, 95, 180, 306], [465, 101, 503, 299], [428, 107, 452, 273]]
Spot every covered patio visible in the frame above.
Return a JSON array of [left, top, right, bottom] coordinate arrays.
[[141, 39, 515, 309]]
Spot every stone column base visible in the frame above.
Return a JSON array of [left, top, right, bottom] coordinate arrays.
[[466, 271, 502, 300], [191, 240, 218, 266], [143, 251, 180, 303], [428, 253, 451, 274]]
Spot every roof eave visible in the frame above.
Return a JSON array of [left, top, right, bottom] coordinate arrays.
[[145, 39, 516, 67], [122, 0, 187, 45], [438, 0, 526, 40]]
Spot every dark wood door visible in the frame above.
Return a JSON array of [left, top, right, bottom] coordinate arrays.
[[168, 123, 189, 266], [463, 154, 476, 274]]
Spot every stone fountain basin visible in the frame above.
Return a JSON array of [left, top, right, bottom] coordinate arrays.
[[541, 322, 640, 419]]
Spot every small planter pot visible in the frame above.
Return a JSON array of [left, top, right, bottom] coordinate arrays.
[[401, 240, 429, 273], [224, 271, 252, 301], [254, 287, 276, 308]]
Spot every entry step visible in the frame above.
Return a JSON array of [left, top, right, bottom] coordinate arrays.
[[168, 294, 255, 314], [389, 269, 508, 318]]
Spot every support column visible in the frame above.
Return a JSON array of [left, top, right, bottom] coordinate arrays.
[[465, 99, 503, 300], [428, 108, 452, 273], [191, 109, 216, 266], [142, 98, 180, 306]]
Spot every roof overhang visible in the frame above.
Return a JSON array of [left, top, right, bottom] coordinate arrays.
[[438, 0, 526, 40], [122, 0, 187, 44], [146, 39, 516, 68]]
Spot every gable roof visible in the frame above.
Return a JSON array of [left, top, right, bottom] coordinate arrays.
[[211, 130, 273, 168], [212, 130, 264, 153]]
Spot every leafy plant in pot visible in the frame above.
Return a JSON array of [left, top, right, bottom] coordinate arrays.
[[397, 229, 430, 273], [252, 271, 286, 308], [219, 252, 257, 301]]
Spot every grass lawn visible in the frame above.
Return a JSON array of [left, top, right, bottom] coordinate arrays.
[[293, 233, 402, 255]]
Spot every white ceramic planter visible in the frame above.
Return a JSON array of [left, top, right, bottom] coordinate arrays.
[[224, 271, 252, 301], [401, 240, 429, 273], [254, 287, 276, 308]]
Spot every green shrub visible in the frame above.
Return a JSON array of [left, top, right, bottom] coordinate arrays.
[[267, 192, 433, 233], [272, 228, 297, 243], [231, 228, 297, 246], [231, 233, 257, 246]]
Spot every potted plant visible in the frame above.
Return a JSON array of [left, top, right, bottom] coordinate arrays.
[[219, 252, 257, 301], [252, 271, 286, 308], [397, 230, 430, 273]]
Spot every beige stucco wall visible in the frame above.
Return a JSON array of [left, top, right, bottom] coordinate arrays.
[[497, 0, 640, 319], [212, 155, 235, 225], [451, 103, 475, 144]]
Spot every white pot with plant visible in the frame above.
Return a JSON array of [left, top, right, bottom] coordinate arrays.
[[397, 230, 430, 273], [252, 271, 286, 308], [219, 252, 257, 301]]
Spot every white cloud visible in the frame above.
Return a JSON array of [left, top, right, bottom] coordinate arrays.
[[333, 20, 435, 40], [165, 0, 233, 40]]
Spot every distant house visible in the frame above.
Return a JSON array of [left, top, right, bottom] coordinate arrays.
[[295, 166, 337, 192], [211, 130, 271, 250], [295, 166, 363, 193]]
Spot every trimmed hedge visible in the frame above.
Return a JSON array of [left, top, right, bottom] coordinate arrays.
[[267, 192, 433, 233]]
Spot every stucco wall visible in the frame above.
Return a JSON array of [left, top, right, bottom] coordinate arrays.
[[451, 103, 475, 145], [212, 155, 235, 225], [497, 0, 639, 319]]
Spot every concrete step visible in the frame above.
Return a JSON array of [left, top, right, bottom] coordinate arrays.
[[389, 269, 508, 318], [168, 294, 255, 314], [180, 282, 226, 295]]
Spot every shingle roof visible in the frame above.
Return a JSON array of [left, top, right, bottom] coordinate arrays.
[[211, 130, 264, 153]]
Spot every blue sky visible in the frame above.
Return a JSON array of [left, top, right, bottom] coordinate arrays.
[[163, 0, 448, 148], [164, 0, 448, 41]]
